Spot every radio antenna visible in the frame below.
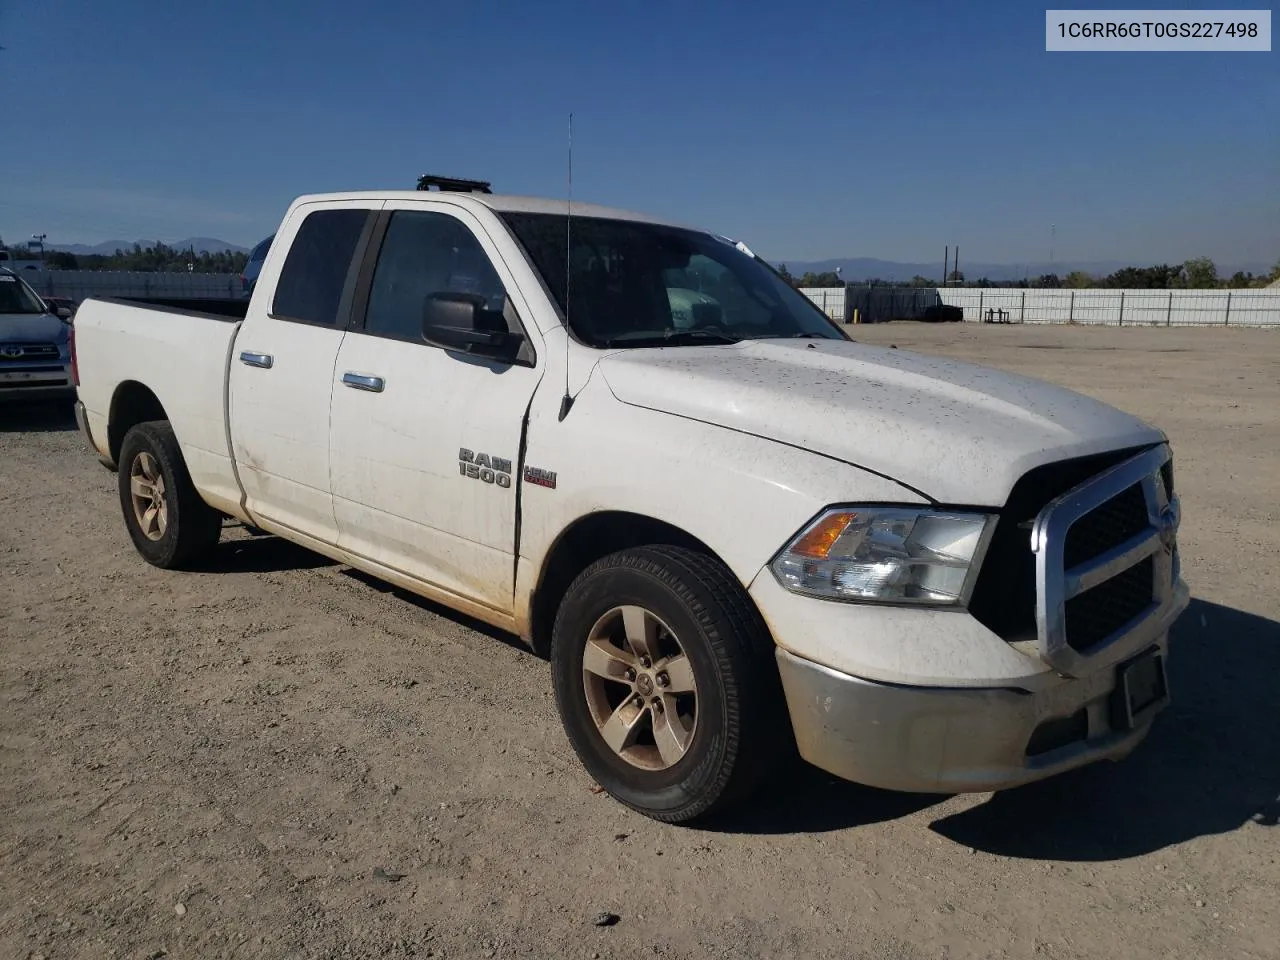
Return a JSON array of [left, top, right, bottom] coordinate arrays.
[[558, 111, 575, 421]]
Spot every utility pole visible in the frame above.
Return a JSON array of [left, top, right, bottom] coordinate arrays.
[[1049, 224, 1056, 272], [29, 233, 47, 268]]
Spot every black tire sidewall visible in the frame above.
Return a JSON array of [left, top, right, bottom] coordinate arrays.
[[117, 422, 207, 568], [551, 551, 739, 819]]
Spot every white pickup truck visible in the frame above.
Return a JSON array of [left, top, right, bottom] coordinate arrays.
[[72, 186, 1188, 823]]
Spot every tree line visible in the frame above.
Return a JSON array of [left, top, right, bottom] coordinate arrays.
[[776, 257, 1280, 290], [0, 240, 249, 274]]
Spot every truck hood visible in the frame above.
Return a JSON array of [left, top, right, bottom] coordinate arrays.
[[597, 338, 1164, 505], [0, 312, 67, 343]]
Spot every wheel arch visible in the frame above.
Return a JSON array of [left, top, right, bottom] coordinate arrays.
[[525, 510, 771, 658], [108, 381, 168, 464]]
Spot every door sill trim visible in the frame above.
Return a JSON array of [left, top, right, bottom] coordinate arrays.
[[246, 515, 520, 637]]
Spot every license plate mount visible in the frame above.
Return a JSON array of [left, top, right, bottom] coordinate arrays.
[[1110, 647, 1169, 731]]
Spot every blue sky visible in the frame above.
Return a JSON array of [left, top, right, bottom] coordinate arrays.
[[0, 0, 1276, 267]]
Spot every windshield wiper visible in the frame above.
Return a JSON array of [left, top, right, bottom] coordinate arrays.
[[660, 329, 741, 345], [744, 331, 845, 341], [600, 328, 742, 348]]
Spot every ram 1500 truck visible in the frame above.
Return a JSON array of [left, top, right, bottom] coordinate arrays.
[[72, 188, 1188, 823]]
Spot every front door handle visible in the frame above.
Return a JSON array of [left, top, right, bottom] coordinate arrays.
[[342, 372, 385, 393], [239, 351, 274, 369]]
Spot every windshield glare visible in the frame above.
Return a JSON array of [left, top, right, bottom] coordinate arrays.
[[499, 213, 846, 347], [0, 274, 49, 315]]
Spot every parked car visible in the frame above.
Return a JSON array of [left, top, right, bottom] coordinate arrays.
[[71, 188, 1187, 823], [240, 234, 274, 296], [0, 268, 76, 406]]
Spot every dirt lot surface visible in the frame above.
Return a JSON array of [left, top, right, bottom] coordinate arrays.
[[2, 323, 1278, 960]]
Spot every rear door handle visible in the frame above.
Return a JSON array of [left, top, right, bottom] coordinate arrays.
[[342, 372, 385, 393], [239, 351, 274, 369]]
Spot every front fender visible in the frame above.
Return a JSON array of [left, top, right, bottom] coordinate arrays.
[[514, 376, 926, 624]]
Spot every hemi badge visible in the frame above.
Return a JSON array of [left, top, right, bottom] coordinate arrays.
[[524, 466, 557, 489]]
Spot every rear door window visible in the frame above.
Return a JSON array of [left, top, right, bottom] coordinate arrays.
[[271, 210, 370, 326]]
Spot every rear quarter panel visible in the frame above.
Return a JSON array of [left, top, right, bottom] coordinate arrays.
[[75, 299, 242, 511]]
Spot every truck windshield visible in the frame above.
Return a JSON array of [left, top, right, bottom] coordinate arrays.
[[499, 213, 846, 348], [0, 273, 48, 314]]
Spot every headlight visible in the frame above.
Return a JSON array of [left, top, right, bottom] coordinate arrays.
[[771, 507, 996, 605]]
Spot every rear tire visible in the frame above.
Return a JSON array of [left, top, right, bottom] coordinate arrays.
[[117, 420, 222, 569], [551, 545, 786, 824]]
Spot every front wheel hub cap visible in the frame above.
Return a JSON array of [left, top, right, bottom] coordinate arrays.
[[581, 605, 699, 771]]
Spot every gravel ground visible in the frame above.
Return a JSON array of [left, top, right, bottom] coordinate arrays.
[[2, 322, 1278, 960]]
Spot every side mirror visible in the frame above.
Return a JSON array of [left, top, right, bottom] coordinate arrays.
[[421, 292, 521, 357], [56, 306, 73, 320]]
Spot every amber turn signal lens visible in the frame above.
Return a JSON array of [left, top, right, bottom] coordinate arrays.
[[790, 511, 858, 559]]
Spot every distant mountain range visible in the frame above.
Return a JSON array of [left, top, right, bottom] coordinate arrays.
[[26, 239, 1269, 281], [781, 257, 1271, 283], [49, 237, 249, 256]]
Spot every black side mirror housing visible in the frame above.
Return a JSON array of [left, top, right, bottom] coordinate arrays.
[[421, 293, 521, 358], [56, 306, 73, 320]]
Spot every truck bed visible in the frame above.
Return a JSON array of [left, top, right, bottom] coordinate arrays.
[[91, 296, 250, 321], [74, 296, 245, 516]]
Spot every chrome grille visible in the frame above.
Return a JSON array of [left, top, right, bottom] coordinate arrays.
[[1064, 555, 1155, 651], [0, 342, 59, 362], [1062, 482, 1149, 569], [1032, 445, 1180, 676]]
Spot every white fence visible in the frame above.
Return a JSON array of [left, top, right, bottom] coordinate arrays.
[[13, 269, 243, 301], [799, 286, 846, 320], [798, 285, 1280, 327], [938, 288, 1280, 327]]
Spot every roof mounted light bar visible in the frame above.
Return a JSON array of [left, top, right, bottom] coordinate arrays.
[[416, 174, 493, 193]]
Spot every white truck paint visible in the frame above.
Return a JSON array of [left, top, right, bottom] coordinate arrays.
[[72, 189, 1188, 821]]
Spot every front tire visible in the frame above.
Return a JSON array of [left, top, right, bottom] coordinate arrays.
[[117, 420, 222, 569], [551, 545, 785, 824]]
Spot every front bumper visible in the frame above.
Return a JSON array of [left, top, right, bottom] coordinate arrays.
[[0, 382, 75, 402], [777, 579, 1188, 794], [0, 358, 74, 402]]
